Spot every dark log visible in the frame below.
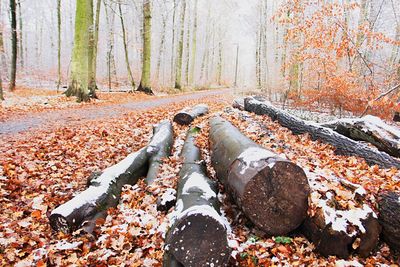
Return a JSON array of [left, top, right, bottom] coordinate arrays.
[[49, 148, 150, 233], [146, 120, 174, 184], [173, 104, 209, 125], [209, 116, 310, 235], [244, 97, 400, 169], [162, 252, 184, 267], [393, 112, 400, 122], [378, 191, 400, 252], [302, 192, 381, 258], [232, 98, 245, 110], [165, 127, 231, 267], [322, 115, 400, 158]]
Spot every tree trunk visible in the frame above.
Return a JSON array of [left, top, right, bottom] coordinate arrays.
[[65, 0, 96, 102], [173, 104, 209, 125], [17, 0, 23, 69], [209, 116, 310, 235], [189, 0, 198, 86], [9, 0, 17, 91], [49, 147, 151, 233], [0, 71, 3, 101], [170, 0, 177, 85], [137, 0, 154, 95], [217, 41, 223, 85], [378, 191, 400, 253], [184, 2, 190, 86], [104, 1, 116, 91], [165, 127, 231, 267], [0, 1, 8, 78], [174, 0, 186, 90], [322, 115, 400, 158], [57, 0, 62, 92], [244, 98, 400, 169], [145, 120, 174, 184], [156, 13, 167, 83], [92, 0, 101, 90], [118, 2, 135, 92]]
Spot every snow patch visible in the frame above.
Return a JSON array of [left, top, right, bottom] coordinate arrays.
[[335, 259, 363, 267], [237, 146, 276, 174], [160, 188, 177, 205], [54, 240, 82, 250], [182, 172, 217, 200]]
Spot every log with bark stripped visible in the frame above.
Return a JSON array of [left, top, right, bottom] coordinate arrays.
[[321, 115, 400, 158], [165, 127, 231, 267], [378, 191, 400, 253], [209, 116, 310, 235], [173, 104, 209, 125], [146, 120, 174, 184], [49, 148, 151, 233], [244, 97, 400, 169]]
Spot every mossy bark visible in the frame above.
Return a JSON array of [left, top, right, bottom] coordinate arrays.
[[9, 0, 17, 91], [138, 0, 154, 95], [65, 0, 96, 102], [174, 0, 186, 90]]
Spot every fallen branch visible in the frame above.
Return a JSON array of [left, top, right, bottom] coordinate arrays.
[[173, 104, 209, 125], [209, 116, 310, 235]]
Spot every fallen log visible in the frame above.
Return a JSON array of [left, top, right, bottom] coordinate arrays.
[[146, 120, 174, 184], [244, 97, 400, 169], [378, 191, 400, 252], [302, 191, 381, 258], [173, 104, 209, 125], [162, 253, 183, 267], [209, 116, 310, 235], [321, 115, 400, 158], [49, 148, 150, 233], [165, 127, 231, 267], [232, 98, 245, 110]]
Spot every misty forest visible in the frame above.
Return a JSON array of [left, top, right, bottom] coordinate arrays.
[[1, 0, 400, 266]]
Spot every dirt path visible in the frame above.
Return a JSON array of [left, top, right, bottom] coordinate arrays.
[[0, 89, 233, 135]]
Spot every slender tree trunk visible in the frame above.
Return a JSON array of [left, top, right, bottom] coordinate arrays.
[[170, 0, 177, 84], [174, 0, 186, 90], [0, 1, 8, 79], [9, 0, 17, 91], [189, 0, 198, 86], [57, 0, 62, 92], [217, 41, 222, 85], [138, 0, 153, 94], [104, 1, 116, 91], [118, 2, 135, 92], [17, 0, 23, 69], [65, 0, 96, 102], [156, 14, 167, 83], [184, 3, 190, 86], [0, 72, 3, 100], [92, 0, 101, 91]]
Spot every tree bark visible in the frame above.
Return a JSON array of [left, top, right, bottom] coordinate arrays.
[[9, 0, 17, 91], [49, 147, 151, 233], [378, 191, 400, 252], [174, 0, 186, 89], [118, 2, 135, 92], [173, 104, 209, 125], [165, 127, 231, 267], [57, 0, 62, 92], [189, 0, 198, 86], [17, 0, 23, 69], [244, 98, 400, 169], [209, 116, 310, 235], [65, 0, 96, 102], [137, 0, 154, 95], [145, 120, 174, 184], [92, 0, 101, 90], [0, 71, 3, 101], [322, 116, 400, 158]]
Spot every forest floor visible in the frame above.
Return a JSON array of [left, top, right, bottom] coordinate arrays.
[[0, 88, 399, 266]]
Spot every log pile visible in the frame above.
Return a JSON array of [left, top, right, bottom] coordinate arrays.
[[209, 116, 310, 235], [322, 115, 400, 158], [173, 104, 209, 125], [243, 97, 400, 169], [165, 127, 231, 266]]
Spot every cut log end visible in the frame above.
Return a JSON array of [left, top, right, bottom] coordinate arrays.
[[173, 112, 194, 125], [230, 159, 310, 235], [378, 191, 400, 252], [49, 214, 70, 233], [167, 214, 230, 267]]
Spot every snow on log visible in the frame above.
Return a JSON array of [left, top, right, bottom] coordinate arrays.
[[302, 170, 381, 258], [145, 120, 174, 184], [49, 148, 150, 233], [232, 98, 245, 110], [173, 104, 209, 125], [378, 191, 400, 252], [321, 115, 400, 158], [209, 116, 310, 235], [244, 97, 400, 169], [165, 127, 231, 267]]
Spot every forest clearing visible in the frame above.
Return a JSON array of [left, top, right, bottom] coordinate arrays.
[[1, 0, 400, 266]]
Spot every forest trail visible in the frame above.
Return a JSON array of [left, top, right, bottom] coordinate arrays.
[[0, 89, 232, 135]]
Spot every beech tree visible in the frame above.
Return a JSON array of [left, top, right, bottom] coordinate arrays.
[[9, 0, 17, 91], [65, 0, 96, 102], [138, 0, 153, 94], [174, 0, 186, 90]]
